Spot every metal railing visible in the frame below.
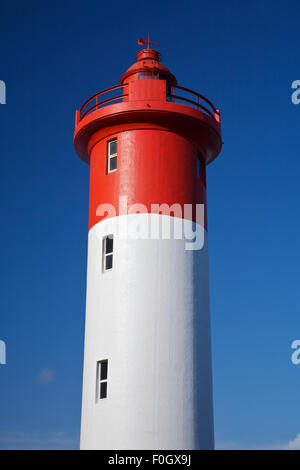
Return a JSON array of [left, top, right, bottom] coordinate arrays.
[[78, 82, 220, 124], [79, 84, 128, 120], [167, 84, 220, 123]]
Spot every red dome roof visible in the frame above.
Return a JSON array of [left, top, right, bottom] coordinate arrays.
[[120, 49, 177, 85]]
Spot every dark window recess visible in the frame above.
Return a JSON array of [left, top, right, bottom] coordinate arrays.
[[109, 140, 117, 155], [100, 382, 107, 399], [138, 72, 159, 79], [107, 139, 117, 173], [197, 157, 201, 179], [103, 235, 114, 272], [97, 360, 108, 401], [100, 360, 108, 381], [105, 254, 113, 271], [109, 156, 117, 172], [197, 155, 207, 186], [105, 236, 113, 254]]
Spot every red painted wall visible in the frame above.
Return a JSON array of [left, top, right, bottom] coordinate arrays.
[[89, 127, 207, 231]]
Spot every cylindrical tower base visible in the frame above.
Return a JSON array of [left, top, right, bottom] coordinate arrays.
[[80, 214, 214, 450]]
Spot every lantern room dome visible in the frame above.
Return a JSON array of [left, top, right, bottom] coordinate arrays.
[[120, 48, 177, 85]]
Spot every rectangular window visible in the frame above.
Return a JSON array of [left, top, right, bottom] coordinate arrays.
[[103, 235, 114, 272], [197, 154, 206, 186], [197, 156, 201, 179], [97, 360, 108, 401], [107, 139, 117, 173]]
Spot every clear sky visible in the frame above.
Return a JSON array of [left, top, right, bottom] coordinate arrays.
[[0, 0, 300, 450]]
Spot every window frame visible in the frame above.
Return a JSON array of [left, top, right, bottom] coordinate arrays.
[[102, 234, 114, 272], [96, 359, 108, 401], [107, 139, 117, 174]]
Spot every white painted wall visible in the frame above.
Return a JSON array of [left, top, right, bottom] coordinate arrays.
[[80, 214, 214, 450]]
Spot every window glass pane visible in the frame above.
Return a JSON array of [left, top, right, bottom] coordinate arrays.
[[138, 72, 159, 80], [197, 157, 201, 178], [109, 140, 117, 155], [160, 74, 172, 83], [100, 360, 108, 381], [166, 84, 174, 102], [109, 155, 117, 172], [105, 254, 113, 270], [105, 236, 113, 254], [100, 381, 107, 399]]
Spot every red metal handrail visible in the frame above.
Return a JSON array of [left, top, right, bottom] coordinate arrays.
[[78, 82, 220, 124], [166, 84, 220, 123], [80, 84, 127, 113], [81, 93, 128, 120], [80, 84, 128, 120], [171, 84, 217, 113], [168, 94, 215, 120]]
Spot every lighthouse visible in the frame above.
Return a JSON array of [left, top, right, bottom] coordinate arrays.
[[74, 43, 222, 450]]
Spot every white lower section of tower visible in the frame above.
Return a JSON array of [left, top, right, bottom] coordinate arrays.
[[80, 214, 214, 450]]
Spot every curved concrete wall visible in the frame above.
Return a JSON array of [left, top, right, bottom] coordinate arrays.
[[80, 214, 214, 450]]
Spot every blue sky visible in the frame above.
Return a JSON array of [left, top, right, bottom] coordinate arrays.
[[0, 0, 300, 450]]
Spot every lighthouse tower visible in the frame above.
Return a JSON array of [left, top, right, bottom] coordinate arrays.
[[74, 44, 222, 450]]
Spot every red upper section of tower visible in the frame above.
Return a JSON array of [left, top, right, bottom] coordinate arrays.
[[73, 46, 222, 231], [74, 47, 222, 165]]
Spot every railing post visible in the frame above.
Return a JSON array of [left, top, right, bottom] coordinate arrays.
[[214, 109, 221, 124], [75, 109, 81, 126]]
